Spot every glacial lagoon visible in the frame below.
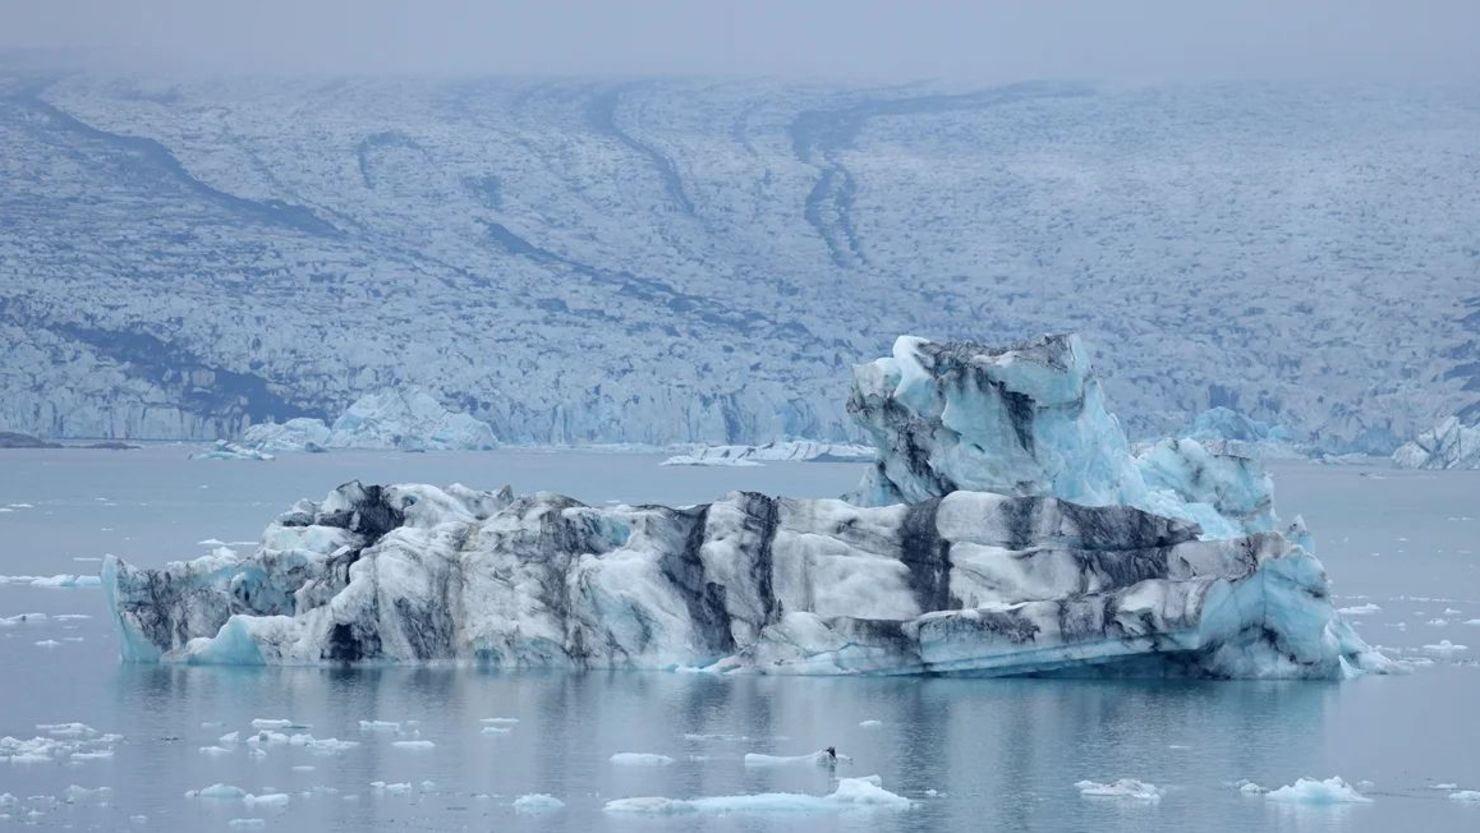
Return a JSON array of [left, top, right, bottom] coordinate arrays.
[[1, 446, 1478, 831]]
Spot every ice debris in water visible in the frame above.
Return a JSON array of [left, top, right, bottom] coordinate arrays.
[[610, 753, 675, 766], [199, 746, 233, 756], [1, 725, 120, 764], [481, 717, 519, 725], [0, 613, 48, 627], [62, 785, 112, 804], [1074, 779, 1163, 801], [513, 794, 565, 814], [1262, 777, 1372, 804], [358, 720, 400, 732], [242, 793, 290, 808], [250, 719, 297, 730], [227, 820, 266, 829], [1422, 640, 1468, 655], [0, 574, 101, 588], [1449, 790, 1480, 802], [391, 740, 435, 750], [1337, 604, 1382, 616], [859, 720, 883, 729], [603, 776, 911, 814], [187, 784, 248, 799], [371, 782, 412, 795], [744, 750, 849, 767]]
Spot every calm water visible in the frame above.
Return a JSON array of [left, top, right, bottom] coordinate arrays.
[[1, 447, 1478, 831]]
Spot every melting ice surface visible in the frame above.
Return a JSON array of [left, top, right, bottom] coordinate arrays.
[[1, 447, 1479, 832], [103, 335, 1382, 679]]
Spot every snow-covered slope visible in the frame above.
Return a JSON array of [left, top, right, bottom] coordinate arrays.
[[3, 72, 1476, 449], [102, 333, 1382, 678]]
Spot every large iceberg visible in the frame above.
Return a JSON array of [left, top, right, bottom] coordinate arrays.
[[242, 390, 497, 452], [103, 334, 1383, 679], [1393, 415, 1480, 469]]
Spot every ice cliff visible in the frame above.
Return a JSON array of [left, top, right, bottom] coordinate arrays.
[[103, 335, 1382, 679], [1392, 416, 1480, 470]]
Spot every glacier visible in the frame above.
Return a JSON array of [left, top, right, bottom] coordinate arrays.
[[241, 390, 497, 452], [102, 334, 1383, 679], [1392, 416, 1480, 470], [2, 75, 1477, 453]]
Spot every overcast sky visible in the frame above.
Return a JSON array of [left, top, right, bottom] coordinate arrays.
[[4, 0, 1478, 82]]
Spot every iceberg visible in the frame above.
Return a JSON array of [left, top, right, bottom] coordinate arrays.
[[240, 389, 496, 452], [101, 334, 1383, 679], [1184, 407, 1305, 460], [242, 418, 331, 453], [190, 440, 274, 461], [603, 776, 910, 814], [1393, 416, 1480, 469]]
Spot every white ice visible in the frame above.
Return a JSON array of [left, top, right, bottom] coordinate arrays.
[[1074, 779, 1163, 801], [1263, 777, 1372, 804], [603, 776, 910, 814], [609, 752, 674, 766], [513, 794, 565, 814]]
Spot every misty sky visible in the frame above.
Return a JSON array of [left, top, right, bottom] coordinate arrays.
[[4, 0, 1479, 82]]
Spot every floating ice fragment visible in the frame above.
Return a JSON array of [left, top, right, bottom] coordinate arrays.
[[1450, 790, 1480, 802], [219, 731, 240, 744], [610, 753, 674, 766], [1429, 783, 1459, 790], [0, 613, 48, 627], [228, 819, 266, 829], [1264, 777, 1372, 804], [859, 720, 883, 729], [744, 750, 850, 767], [1422, 641, 1468, 655], [199, 746, 233, 756], [603, 776, 910, 814], [480, 726, 511, 735], [187, 784, 248, 800], [391, 740, 435, 750], [358, 720, 400, 732], [242, 792, 290, 808], [62, 785, 112, 803], [34, 639, 60, 648], [513, 793, 565, 814], [1074, 779, 1163, 801], [480, 717, 519, 725], [250, 719, 295, 730], [371, 782, 412, 795], [1337, 604, 1382, 616]]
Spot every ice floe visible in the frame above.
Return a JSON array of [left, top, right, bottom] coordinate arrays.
[[610, 752, 674, 766], [603, 776, 910, 814], [1074, 779, 1163, 801], [1262, 777, 1372, 804], [513, 794, 565, 814]]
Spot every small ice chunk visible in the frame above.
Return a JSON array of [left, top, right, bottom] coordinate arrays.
[[199, 746, 233, 756], [242, 793, 289, 808], [1074, 779, 1163, 801], [513, 793, 565, 814], [358, 720, 400, 732], [1422, 640, 1469, 655], [1465, 619, 1480, 626], [610, 752, 675, 766], [371, 782, 412, 795], [391, 740, 435, 750], [228, 820, 266, 829], [480, 726, 511, 735], [292, 765, 316, 772], [62, 785, 112, 803], [54, 614, 91, 621], [34, 640, 61, 648], [603, 776, 910, 814], [1337, 603, 1382, 616], [0, 613, 48, 627], [1450, 790, 1480, 802], [250, 719, 295, 730], [1264, 777, 1372, 804], [744, 750, 849, 767], [1429, 783, 1459, 790], [187, 784, 248, 800], [859, 720, 883, 729], [219, 731, 240, 744], [481, 717, 519, 725]]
